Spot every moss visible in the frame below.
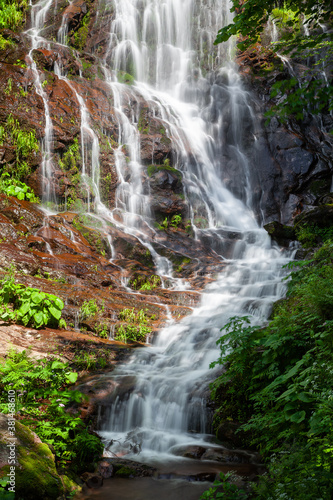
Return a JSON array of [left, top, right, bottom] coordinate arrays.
[[115, 466, 136, 477], [61, 474, 82, 496], [125, 244, 154, 268], [10, 421, 64, 500], [308, 179, 331, 197], [72, 216, 110, 256], [117, 71, 135, 85], [138, 108, 149, 133], [72, 12, 91, 51], [147, 164, 182, 180]]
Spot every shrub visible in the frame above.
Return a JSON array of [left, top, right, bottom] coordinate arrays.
[[209, 240, 333, 499], [0, 267, 66, 329], [0, 350, 103, 471]]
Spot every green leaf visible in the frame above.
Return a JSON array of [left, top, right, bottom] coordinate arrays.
[[31, 292, 45, 304], [51, 360, 66, 370], [33, 311, 43, 327], [18, 301, 30, 316], [49, 306, 61, 321], [65, 372, 78, 384], [289, 410, 306, 423], [297, 392, 313, 403], [53, 297, 64, 310]]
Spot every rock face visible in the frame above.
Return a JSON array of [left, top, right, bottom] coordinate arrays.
[[235, 44, 333, 225]]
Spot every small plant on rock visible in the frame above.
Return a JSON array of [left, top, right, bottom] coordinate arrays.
[[0, 269, 66, 329], [115, 308, 152, 343]]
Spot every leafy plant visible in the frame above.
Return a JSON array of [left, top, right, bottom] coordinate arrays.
[[0, 270, 66, 329], [0, 477, 15, 499], [0, 349, 103, 472], [58, 138, 81, 172], [80, 299, 103, 320], [295, 223, 333, 248], [200, 472, 248, 499], [115, 308, 152, 343], [0, 33, 14, 50], [95, 323, 108, 339], [72, 12, 90, 50], [209, 240, 333, 498], [0, 173, 39, 202], [1, 114, 39, 181], [0, 0, 27, 30], [170, 214, 182, 229], [214, 0, 333, 121]]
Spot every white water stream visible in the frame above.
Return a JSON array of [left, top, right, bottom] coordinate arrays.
[[26, 0, 293, 470]]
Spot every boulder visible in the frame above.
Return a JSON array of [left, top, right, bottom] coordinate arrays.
[[264, 221, 296, 247], [0, 414, 64, 500]]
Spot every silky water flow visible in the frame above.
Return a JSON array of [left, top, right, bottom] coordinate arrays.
[[24, 0, 294, 489]]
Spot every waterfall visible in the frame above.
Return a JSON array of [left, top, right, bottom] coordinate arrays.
[[24, 0, 293, 463], [90, 0, 292, 460], [25, 0, 57, 206]]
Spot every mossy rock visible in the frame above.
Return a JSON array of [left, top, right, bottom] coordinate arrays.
[[61, 474, 82, 496], [147, 164, 182, 180], [115, 466, 136, 477], [294, 204, 333, 229], [0, 414, 64, 500], [72, 215, 111, 257], [263, 221, 296, 246]]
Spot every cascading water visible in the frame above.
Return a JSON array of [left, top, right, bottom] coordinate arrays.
[[90, 0, 293, 465], [25, 0, 57, 206], [23, 0, 293, 479]]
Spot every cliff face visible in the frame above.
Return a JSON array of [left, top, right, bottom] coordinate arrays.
[[236, 43, 333, 226], [0, 0, 332, 229]]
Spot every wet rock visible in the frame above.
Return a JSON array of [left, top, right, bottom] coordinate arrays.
[[101, 458, 157, 477], [150, 193, 188, 217], [201, 447, 257, 464], [171, 445, 206, 459], [264, 221, 296, 247], [98, 461, 114, 478], [294, 204, 333, 229], [31, 48, 57, 71], [216, 420, 246, 449], [81, 472, 103, 488]]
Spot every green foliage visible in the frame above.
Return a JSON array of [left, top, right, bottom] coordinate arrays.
[[94, 322, 108, 339], [0, 268, 66, 329], [155, 214, 183, 231], [58, 138, 81, 172], [0, 349, 103, 471], [210, 240, 333, 498], [0, 173, 39, 202], [115, 308, 152, 343], [0, 0, 27, 30], [147, 159, 182, 180], [295, 223, 333, 248], [170, 214, 182, 229], [129, 274, 161, 291], [72, 12, 90, 50], [80, 299, 104, 320], [117, 71, 135, 85], [6, 113, 39, 156], [0, 477, 15, 499], [0, 33, 14, 50], [215, 0, 333, 121], [200, 472, 248, 500], [1, 114, 39, 181], [73, 349, 110, 370]]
